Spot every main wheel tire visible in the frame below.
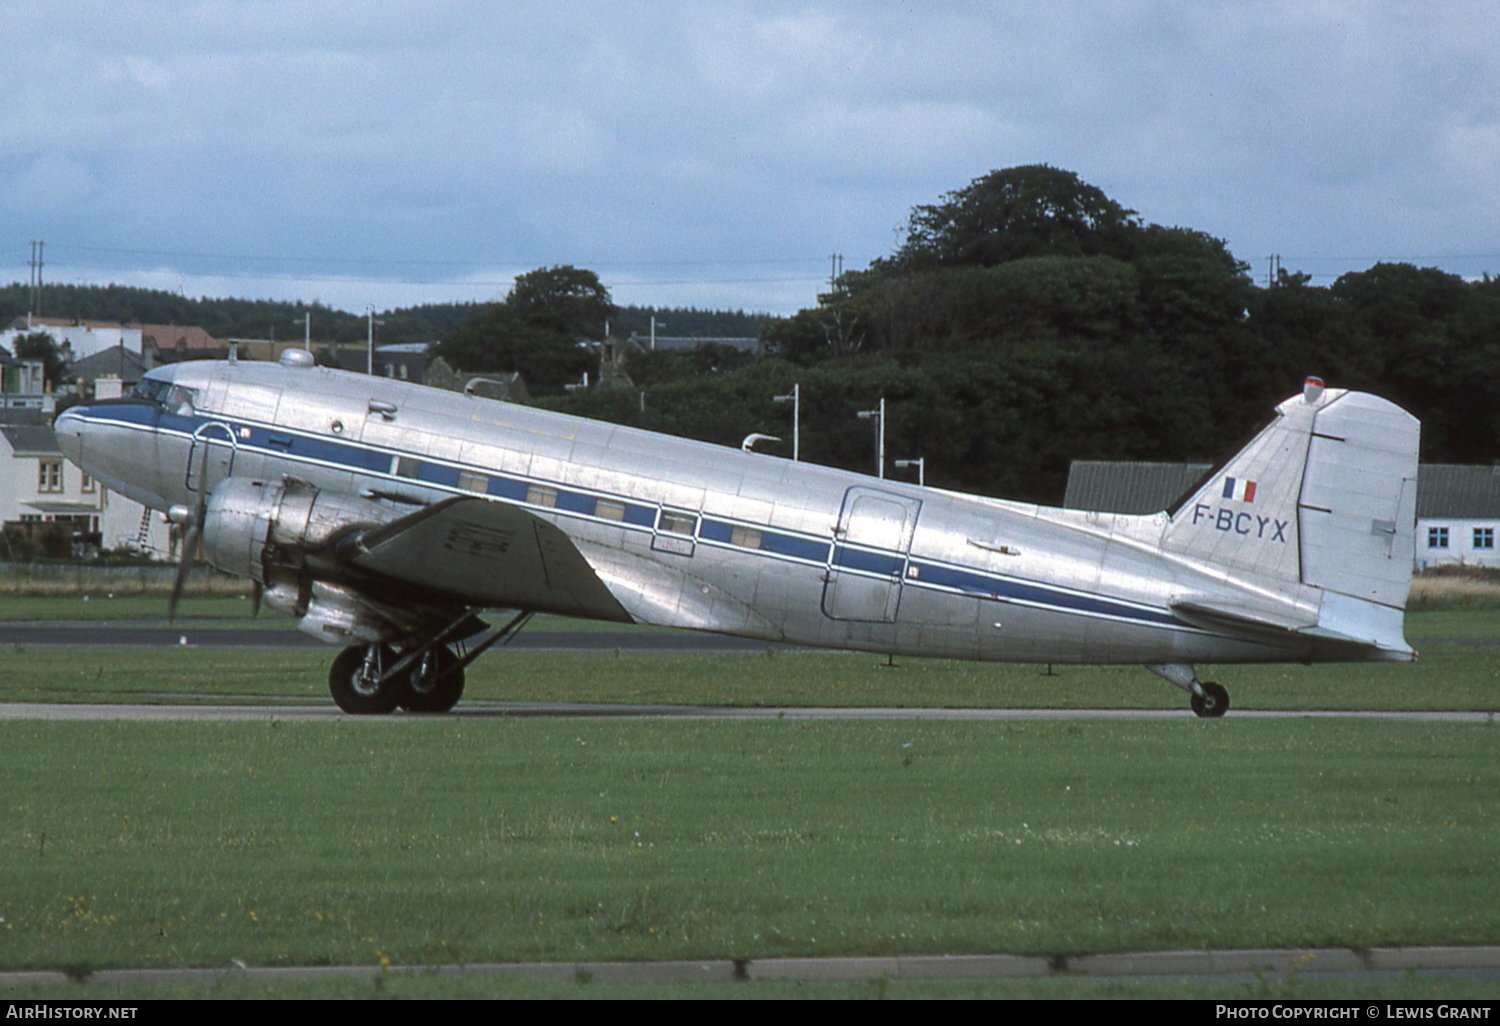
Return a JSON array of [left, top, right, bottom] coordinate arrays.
[[399, 645, 465, 713], [329, 644, 402, 715], [1191, 681, 1230, 718]]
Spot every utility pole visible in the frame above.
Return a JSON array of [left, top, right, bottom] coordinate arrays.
[[1267, 253, 1282, 288], [829, 252, 844, 292]]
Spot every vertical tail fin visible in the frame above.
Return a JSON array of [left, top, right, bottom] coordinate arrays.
[[1162, 380, 1419, 655]]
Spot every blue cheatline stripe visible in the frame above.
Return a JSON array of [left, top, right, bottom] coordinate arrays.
[[833, 546, 903, 576], [911, 561, 1183, 627], [80, 405, 1187, 632]]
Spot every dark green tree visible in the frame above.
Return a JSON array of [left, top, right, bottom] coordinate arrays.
[[434, 265, 616, 394], [881, 164, 1141, 271]]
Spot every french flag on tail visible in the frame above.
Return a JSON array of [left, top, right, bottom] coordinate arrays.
[[1222, 477, 1258, 503]]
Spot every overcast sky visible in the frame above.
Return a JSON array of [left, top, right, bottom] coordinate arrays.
[[4, 0, 1497, 317]]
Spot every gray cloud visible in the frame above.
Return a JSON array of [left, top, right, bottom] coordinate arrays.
[[4, 0, 1497, 314]]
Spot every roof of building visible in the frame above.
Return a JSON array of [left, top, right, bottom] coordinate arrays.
[[1063, 461, 1214, 514], [71, 345, 147, 383], [139, 324, 224, 352], [1065, 460, 1500, 520], [1417, 464, 1500, 519], [624, 334, 761, 353], [0, 423, 60, 456]]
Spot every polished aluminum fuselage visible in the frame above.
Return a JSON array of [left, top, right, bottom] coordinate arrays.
[[58, 359, 1327, 664]]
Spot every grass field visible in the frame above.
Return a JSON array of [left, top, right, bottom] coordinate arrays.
[[0, 718, 1496, 994], [3, 616, 1498, 711], [2, 602, 1498, 999]]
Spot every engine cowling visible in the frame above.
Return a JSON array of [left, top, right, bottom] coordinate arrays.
[[200, 477, 417, 644], [201, 477, 401, 582]]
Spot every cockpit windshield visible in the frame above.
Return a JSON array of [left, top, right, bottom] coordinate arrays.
[[132, 378, 172, 404], [132, 376, 196, 415]]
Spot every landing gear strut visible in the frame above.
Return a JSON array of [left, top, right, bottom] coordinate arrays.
[[328, 642, 465, 714], [1146, 663, 1231, 718], [398, 645, 465, 713], [326, 610, 535, 715]]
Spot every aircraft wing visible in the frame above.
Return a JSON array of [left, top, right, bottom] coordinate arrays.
[[346, 497, 634, 622]]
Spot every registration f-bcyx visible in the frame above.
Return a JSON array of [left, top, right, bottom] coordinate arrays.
[[54, 353, 1419, 716]]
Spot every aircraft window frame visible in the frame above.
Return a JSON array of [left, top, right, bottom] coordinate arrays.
[[395, 456, 422, 480], [595, 499, 626, 522], [457, 470, 487, 493], [527, 484, 558, 508], [729, 525, 763, 549], [657, 510, 698, 537], [132, 378, 173, 405], [165, 384, 197, 416]]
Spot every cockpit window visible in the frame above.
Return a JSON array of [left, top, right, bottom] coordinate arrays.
[[131, 377, 196, 415], [132, 378, 172, 404]]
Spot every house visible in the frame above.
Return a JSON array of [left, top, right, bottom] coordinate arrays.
[[1064, 460, 1500, 570], [0, 350, 47, 411], [422, 356, 532, 402], [1, 315, 143, 362], [141, 323, 229, 363], [70, 345, 147, 398], [0, 408, 169, 559], [1414, 464, 1500, 569]]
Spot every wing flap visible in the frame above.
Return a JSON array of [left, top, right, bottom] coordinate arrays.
[[348, 497, 633, 622]]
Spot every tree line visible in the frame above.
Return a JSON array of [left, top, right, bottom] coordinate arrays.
[[545, 166, 1500, 504]]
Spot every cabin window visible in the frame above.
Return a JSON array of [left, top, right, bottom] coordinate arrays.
[[395, 456, 421, 479], [527, 484, 558, 507], [595, 499, 626, 522], [1427, 526, 1449, 549], [658, 510, 697, 536], [1474, 527, 1494, 550], [729, 525, 763, 549], [457, 470, 487, 493]]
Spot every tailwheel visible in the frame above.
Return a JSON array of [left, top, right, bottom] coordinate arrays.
[[329, 644, 402, 715], [1191, 681, 1230, 718], [399, 645, 465, 713]]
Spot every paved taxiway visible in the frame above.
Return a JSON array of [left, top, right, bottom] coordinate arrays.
[[0, 622, 784, 651]]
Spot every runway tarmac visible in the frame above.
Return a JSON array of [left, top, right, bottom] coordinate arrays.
[[0, 621, 784, 652]]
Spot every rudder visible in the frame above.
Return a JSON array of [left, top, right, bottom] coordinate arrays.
[[1162, 380, 1419, 653]]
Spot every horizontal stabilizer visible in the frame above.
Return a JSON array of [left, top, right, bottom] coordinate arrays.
[[1172, 593, 1413, 657], [1170, 597, 1316, 638], [348, 497, 633, 622]]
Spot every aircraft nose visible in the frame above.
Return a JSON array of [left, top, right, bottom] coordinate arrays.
[[53, 406, 86, 467]]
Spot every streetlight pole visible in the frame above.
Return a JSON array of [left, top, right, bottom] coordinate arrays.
[[366, 308, 384, 376], [894, 457, 926, 487], [772, 383, 800, 461], [856, 397, 885, 479]]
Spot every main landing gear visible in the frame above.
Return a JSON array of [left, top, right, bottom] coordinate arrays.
[[329, 643, 466, 715], [326, 610, 535, 715], [1146, 663, 1230, 718]]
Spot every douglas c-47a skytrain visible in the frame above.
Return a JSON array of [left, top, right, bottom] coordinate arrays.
[[54, 353, 1419, 717]]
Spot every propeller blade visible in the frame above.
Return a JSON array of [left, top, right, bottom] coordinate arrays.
[[168, 523, 200, 623], [250, 580, 263, 618]]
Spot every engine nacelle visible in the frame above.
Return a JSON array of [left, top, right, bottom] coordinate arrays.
[[201, 477, 401, 584]]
